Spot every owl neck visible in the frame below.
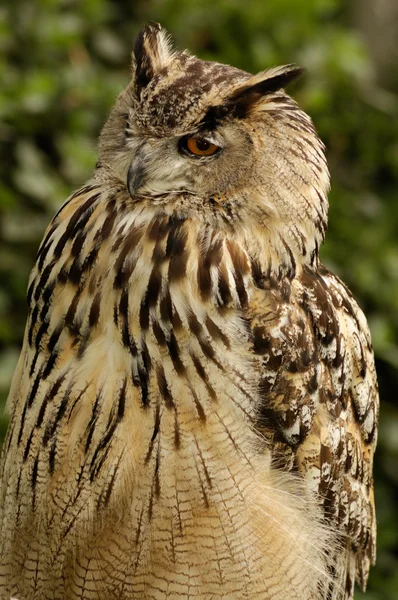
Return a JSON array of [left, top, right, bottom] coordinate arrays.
[[37, 183, 324, 345], [95, 191, 322, 309]]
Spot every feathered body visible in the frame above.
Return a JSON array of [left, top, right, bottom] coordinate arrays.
[[0, 24, 378, 600]]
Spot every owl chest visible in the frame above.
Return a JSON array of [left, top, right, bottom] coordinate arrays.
[[105, 269, 261, 479], [84, 225, 262, 462], [72, 285, 309, 600], [66, 277, 282, 598]]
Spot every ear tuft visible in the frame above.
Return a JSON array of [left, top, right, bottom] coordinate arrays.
[[132, 23, 175, 96], [229, 64, 304, 117]]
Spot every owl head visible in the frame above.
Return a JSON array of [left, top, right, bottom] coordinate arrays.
[[98, 23, 329, 264]]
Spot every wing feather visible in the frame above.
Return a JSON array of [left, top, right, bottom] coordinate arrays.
[[249, 263, 378, 599]]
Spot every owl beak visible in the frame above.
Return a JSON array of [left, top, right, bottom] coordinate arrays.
[[127, 158, 148, 198]]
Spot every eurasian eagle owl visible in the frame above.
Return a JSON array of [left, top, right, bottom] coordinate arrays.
[[0, 23, 378, 600]]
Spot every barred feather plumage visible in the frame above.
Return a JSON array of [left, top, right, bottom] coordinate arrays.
[[0, 22, 378, 600]]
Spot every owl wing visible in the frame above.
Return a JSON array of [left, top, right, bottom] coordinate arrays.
[[248, 263, 378, 599]]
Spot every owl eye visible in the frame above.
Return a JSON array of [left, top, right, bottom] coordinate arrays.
[[180, 136, 221, 157]]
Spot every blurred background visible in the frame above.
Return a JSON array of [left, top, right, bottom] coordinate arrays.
[[0, 0, 397, 597]]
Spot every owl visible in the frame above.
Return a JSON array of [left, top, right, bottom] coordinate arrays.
[[0, 23, 378, 600]]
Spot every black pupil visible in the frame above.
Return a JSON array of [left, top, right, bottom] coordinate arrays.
[[195, 138, 210, 151]]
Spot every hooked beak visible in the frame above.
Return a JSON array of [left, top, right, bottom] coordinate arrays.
[[127, 158, 148, 198]]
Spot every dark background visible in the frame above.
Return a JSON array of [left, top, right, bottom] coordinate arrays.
[[0, 1, 397, 598]]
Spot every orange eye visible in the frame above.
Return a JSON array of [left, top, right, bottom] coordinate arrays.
[[184, 137, 220, 157]]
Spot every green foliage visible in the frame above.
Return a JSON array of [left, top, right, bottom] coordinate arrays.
[[0, 1, 397, 597]]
